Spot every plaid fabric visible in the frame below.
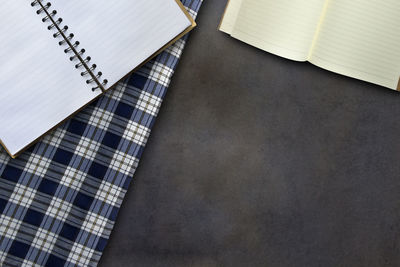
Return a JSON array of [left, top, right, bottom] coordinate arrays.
[[0, 1, 202, 266]]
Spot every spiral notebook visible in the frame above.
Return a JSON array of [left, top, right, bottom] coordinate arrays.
[[0, 0, 195, 158]]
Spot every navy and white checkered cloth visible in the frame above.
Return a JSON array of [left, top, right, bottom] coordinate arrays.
[[0, 1, 202, 266]]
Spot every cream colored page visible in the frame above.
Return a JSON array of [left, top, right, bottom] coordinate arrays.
[[219, 0, 244, 34], [0, 2, 101, 156], [310, 0, 400, 89], [230, 0, 327, 61]]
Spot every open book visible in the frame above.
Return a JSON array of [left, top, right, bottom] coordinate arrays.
[[0, 0, 195, 158], [220, 0, 400, 91]]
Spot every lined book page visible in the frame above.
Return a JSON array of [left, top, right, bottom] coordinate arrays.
[[230, 0, 327, 61], [310, 0, 400, 89], [0, 2, 101, 157], [50, 0, 192, 88], [219, 0, 244, 34]]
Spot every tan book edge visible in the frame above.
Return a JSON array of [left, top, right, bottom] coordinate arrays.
[[3, 0, 196, 159], [397, 78, 400, 92], [218, 0, 232, 31]]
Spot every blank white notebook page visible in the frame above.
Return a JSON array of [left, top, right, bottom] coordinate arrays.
[[310, 0, 400, 89], [51, 0, 192, 87], [0, 2, 101, 156], [230, 0, 327, 61]]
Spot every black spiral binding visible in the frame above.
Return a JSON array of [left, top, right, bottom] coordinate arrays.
[[31, 0, 108, 92]]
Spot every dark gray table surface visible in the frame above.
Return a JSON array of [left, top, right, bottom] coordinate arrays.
[[99, 1, 400, 266]]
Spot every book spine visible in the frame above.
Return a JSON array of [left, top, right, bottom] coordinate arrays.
[[30, 0, 108, 92]]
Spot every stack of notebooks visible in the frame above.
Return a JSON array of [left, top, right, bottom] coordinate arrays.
[[219, 0, 400, 91], [0, 0, 195, 158]]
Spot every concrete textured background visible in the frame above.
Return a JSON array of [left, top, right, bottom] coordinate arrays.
[[99, 1, 400, 266]]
